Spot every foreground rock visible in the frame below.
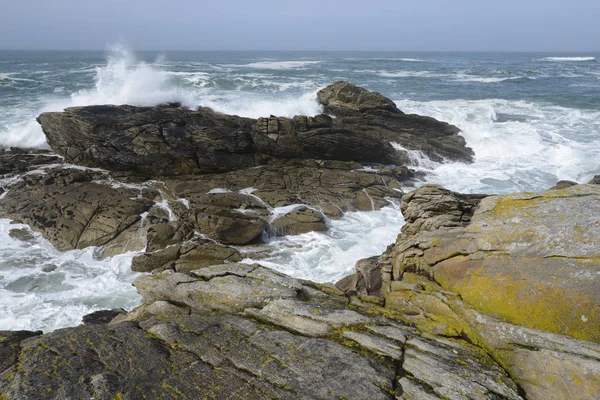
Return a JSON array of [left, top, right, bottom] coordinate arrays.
[[341, 184, 600, 399], [393, 184, 600, 343], [0, 263, 522, 400], [37, 81, 473, 179]]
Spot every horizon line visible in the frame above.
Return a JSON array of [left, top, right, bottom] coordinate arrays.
[[0, 48, 599, 54]]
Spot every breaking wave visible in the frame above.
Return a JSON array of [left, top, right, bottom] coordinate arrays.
[[539, 57, 596, 62]]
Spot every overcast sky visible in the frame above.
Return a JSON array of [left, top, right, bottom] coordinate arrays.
[[1, 0, 598, 51]]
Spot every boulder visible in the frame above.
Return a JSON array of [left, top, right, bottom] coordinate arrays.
[[195, 206, 267, 245], [317, 80, 402, 115], [268, 206, 328, 236]]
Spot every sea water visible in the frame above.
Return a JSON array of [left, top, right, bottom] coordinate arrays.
[[1, 45, 599, 331]]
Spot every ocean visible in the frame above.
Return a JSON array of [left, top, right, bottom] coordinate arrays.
[[1, 45, 599, 332]]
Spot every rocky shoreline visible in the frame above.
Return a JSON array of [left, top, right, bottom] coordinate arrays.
[[0, 82, 598, 399]]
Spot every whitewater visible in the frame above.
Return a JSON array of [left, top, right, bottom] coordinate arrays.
[[1, 46, 599, 331]]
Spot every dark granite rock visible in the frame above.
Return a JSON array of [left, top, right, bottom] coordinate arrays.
[[82, 309, 126, 325]]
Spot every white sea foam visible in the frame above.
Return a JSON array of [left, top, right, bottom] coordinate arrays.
[[366, 58, 428, 62], [0, 220, 141, 332], [0, 45, 324, 148], [391, 142, 441, 171], [453, 75, 524, 83], [242, 61, 321, 70], [201, 91, 322, 119], [540, 57, 596, 62], [207, 188, 232, 194], [394, 98, 600, 193], [167, 71, 211, 87], [360, 69, 445, 79], [0, 73, 35, 82], [242, 206, 405, 283]]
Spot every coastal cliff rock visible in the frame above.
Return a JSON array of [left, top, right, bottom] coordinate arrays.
[[0, 159, 404, 258], [37, 82, 473, 179], [339, 184, 600, 399], [390, 184, 600, 343]]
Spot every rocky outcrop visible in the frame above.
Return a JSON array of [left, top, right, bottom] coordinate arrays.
[[37, 82, 473, 179], [317, 81, 474, 163], [0, 159, 404, 259], [37, 104, 258, 177], [0, 167, 156, 252], [390, 184, 600, 343], [357, 184, 600, 399], [0, 263, 523, 400]]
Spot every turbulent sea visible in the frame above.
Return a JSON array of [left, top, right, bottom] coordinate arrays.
[[1, 46, 599, 331]]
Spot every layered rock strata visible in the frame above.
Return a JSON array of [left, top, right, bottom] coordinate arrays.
[[341, 184, 600, 400]]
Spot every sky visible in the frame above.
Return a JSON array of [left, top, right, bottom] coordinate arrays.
[[1, 0, 599, 51]]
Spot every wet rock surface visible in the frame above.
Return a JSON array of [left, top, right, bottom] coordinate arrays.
[[0, 148, 63, 176]]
